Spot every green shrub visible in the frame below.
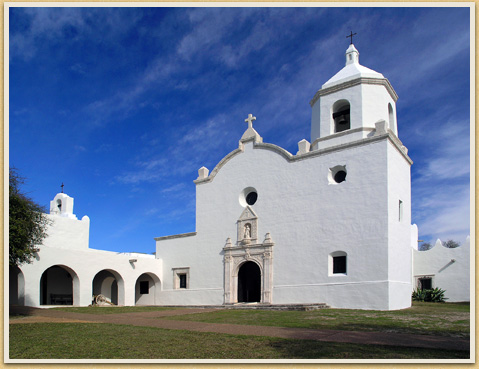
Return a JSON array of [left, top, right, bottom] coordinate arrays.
[[412, 287, 448, 303], [412, 288, 426, 301]]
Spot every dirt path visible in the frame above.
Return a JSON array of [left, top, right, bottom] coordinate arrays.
[[9, 306, 470, 352], [10, 316, 96, 324]]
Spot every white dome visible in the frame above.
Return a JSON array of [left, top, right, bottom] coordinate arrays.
[[322, 44, 384, 88]]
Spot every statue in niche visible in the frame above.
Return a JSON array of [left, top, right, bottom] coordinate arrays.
[[244, 223, 251, 239]]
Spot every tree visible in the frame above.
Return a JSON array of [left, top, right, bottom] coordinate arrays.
[[419, 242, 433, 251], [9, 168, 50, 267], [443, 240, 460, 248]]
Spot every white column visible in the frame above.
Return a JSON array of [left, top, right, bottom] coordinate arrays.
[[224, 254, 233, 304], [262, 250, 273, 304], [23, 271, 41, 307]]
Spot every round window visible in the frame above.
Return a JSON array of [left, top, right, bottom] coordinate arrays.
[[334, 170, 347, 183], [239, 187, 258, 207], [328, 165, 347, 184], [246, 191, 258, 205]]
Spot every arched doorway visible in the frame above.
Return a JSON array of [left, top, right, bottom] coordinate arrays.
[[92, 269, 123, 305], [9, 266, 25, 306], [40, 265, 78, 305], [238, 261, 261, 303], [135, 273, 161, 305]]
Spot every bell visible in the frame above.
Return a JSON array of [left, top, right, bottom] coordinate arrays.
[[337, 116, 348, 126]]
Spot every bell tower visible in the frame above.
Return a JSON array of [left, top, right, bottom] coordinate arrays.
[[310, 43, 398, 151], [50, 192, 77, 219]]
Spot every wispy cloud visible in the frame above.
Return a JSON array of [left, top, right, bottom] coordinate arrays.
[[161, 183, 186, 194], [114, 158, 169, 185], [414, 184, 470, 242], [70, 63, 87, 75], [10, 7, 471, 254], [74, 145, 87, 152], [11, 7, 86, 60]]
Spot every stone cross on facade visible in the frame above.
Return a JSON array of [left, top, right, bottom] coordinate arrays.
[[245, 114, 256, 129]]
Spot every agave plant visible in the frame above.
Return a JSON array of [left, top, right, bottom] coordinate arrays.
[[429, 287, 448, 302], [412, 288, 426, 301], [412, 287, 448, 303]]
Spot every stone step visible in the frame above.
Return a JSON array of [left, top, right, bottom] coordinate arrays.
[[224, 303, 330, 311], [155, 303, 330, 311]]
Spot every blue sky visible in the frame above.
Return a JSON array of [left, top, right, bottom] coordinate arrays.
[[8, 5, 471, 254]]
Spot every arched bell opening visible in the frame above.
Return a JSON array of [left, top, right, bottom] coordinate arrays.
[[40, 265, 79, 305], [92, 269, 124, 305], [237, 261, 261, 303], [332, 100, 351, 133], [9, 265, 25, 306], [135, 272, 161, 305]]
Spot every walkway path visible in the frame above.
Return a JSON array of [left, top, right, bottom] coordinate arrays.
[[9, 306, 470, 352]]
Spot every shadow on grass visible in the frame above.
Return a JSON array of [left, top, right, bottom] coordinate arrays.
[[267, 339, 470, 360], [9, 322, 471, 360], [9, 305, 37, 318]]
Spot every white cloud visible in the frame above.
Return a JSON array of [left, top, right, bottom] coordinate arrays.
[[161, 183, 186, 194], [414, 118, 470, 182], [11, 8, 86, 60], [415, 184, 470, 242], [426, 157, 469, 181], [114, 158, 169, 185], [70, 63, 87, 75]]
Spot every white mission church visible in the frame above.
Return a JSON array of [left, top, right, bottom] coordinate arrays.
[[10, 44, 465, 310]]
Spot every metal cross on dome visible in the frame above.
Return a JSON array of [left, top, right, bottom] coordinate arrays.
[[61, 183, 64, 193], [245, 114, 256, 129], [346, 31, 357, 45]]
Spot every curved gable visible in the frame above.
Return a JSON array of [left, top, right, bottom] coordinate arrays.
[[194, 141, 293, 185]]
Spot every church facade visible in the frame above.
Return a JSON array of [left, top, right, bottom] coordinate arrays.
[[10, 44, 416, 310]]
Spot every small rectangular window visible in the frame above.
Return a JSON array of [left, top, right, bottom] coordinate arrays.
[[179, 274, 187, 289], [333, 256, 347, 274], [419, 278, 432, 290], [399, 200, 403, 221], [139, 281, 149, 294], [173, 267, 190, 289]]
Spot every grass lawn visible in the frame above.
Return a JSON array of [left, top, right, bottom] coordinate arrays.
[[9, 323, 469, 360], [164, 302, 470, 338]]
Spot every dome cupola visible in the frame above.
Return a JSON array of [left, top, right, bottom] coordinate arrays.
[[309, 42, 398, 150]]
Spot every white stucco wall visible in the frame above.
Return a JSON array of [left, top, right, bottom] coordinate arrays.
[[12, 44, 418, 311], [156, 131, 412, 310], [386, 141, 413, 309], [413, 237, 470, 302], [43, 214, 90, 250], [17, 246, 162, 307]]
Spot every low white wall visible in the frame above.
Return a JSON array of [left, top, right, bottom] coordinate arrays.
[[44, 214, 90, 250], [413, 237, 470, 302], [16, 246, 162, 307]]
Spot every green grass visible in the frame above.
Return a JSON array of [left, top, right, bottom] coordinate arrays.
[[9, 323, 469, 360], [164, 302, 470, 338], [51, 306, 177, 314]]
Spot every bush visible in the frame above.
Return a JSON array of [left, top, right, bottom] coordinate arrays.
[[412, 287, 448, 303], [443, 240, 460, 248]]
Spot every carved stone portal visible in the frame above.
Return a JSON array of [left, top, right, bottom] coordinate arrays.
[[224, 207, 274, 304]]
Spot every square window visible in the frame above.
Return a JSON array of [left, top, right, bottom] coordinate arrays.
[[333, 256, 347, 274], [173, 268, 190, 289], [419, 278, 432, 290], [139, 281, 149, 294]]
